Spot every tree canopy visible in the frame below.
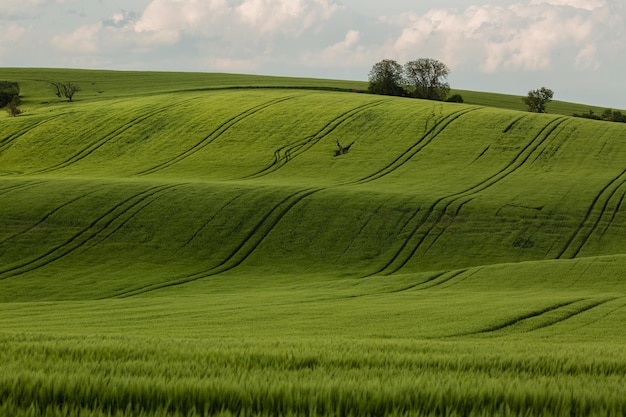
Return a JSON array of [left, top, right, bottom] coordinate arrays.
[[404, 58, 450, 101], [367, 59, 406, 97], [522, 87, 554, 113]]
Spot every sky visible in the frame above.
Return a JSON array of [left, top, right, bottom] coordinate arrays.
[[1, 0, 624, 108]]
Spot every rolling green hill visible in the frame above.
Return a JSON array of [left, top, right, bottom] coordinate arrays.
[[1, 68, 626, 417]]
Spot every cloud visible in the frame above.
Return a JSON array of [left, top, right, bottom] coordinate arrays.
[[0, 24, 28, 57], [47, 0, 348, 72], [529, 0, 606, 11], [389, 1, 622, 74], [4, 0, 77, 16]]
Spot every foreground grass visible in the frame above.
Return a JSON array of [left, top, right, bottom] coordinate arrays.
[[2, 332, 625, 417]]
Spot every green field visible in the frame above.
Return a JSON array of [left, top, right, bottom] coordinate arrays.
[[1, 68, 626, 416]]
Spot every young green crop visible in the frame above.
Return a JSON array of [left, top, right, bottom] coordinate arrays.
[[1, 68, 626, 417]]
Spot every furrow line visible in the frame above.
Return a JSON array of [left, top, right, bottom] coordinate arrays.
[[601, 188, 626, 237], [0, 115, 62, 154], [530, 297, 621, 332], [245, 100, 388, 179], [30, 100, 195, 175], [175, 193, 246, 253], [0, 180, 47, 194], [0, 190, 95, 246], [0, 184, 179, 280], [372, 116, 567, 275], [397, 269, 468, 292], [137, 96, 298, 176], [557, 167, 626, 259], [338, 196, 393, 258], [354, 107, 482, 185], [469, 299, 584, 335], [114, 188, 321, 297]]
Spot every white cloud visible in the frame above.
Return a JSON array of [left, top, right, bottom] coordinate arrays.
[[529, 0, 606, 11], [0, 24, 27, 58], [390, 1, 619, 74]]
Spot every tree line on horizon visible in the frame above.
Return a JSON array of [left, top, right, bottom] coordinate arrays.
[[367, 58, 463, 103]]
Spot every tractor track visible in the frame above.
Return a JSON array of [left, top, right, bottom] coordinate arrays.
[[245, 100, 389, 179], [114, 187, 321, 297], [557, 167, 626, 258], [0, 183, 180, 280], [369, 116, 568, 276], [0, 190, 95, 246], [464, 297, 620, 337], [354, 107, 482, 185], [29, 100, 198, 175], [137, 95, 299, 176]]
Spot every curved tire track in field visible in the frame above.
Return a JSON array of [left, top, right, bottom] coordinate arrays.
[[0, 115, 63, 155], [390, 269, 469, 293], [461, 297, 620, 337], [0, 190, 95, 246], [245, 100, 389, 179], [353, 107, 482, 185], [175, 193, 246, 254], [370, 116, 568, 276], [114, 187, 321, 298], [0, 180, 47, 194], [29, 100, 197, 175], [137, 96, 298, 176], [530, 297, 622, 332], [601, 188, 626, 237], [558, 168, 626, 259], [0, 183, 180, 280]]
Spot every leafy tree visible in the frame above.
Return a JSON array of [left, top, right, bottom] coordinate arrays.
[[52, 81, 81, 102], [367, 59, 406, 97], [522, 87, 554, 113], [0, 81, 19, 108], [601, 108, 626, 123], [6, 95, 21, 117], [404, 58, 450, 101]]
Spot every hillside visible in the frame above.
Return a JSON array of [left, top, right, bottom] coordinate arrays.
[[1, 69, 626, 417]]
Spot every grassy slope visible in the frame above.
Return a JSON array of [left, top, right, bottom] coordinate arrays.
[[1, 68, 626, 416]]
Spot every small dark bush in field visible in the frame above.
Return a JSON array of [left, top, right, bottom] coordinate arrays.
[[6, 95, 21, 117], [0, 81, 19, 108], [446, 94, 464, 103], [573, 108, 626, 123]]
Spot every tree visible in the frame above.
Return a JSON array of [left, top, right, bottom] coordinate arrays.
[[0, 81, 19, 108], [367, 59, 406, 97], [522, 87, 554, 113], [404, 58, 450, 101], [6, 95, 21, 117], [52, 81, 81, 102]]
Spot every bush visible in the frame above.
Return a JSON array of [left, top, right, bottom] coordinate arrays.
[[6, 96, 21, 117], [0, 81, 19, 108], [446, 94, 464, 103]]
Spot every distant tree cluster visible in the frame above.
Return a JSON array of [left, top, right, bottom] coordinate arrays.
[[522, 87, 553, 113], [368, 58, 458, 102], [0, 81, 21, 117], [573, 108, 626, 123]]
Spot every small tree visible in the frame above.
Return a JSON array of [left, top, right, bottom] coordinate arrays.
[[6, 95, 21, 117], [522, 87, 554, 113], [404, 58, 450, 101], [52, 81, 81, 102], [367, 59, 406, 97], [0, 81, 20, 108]]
